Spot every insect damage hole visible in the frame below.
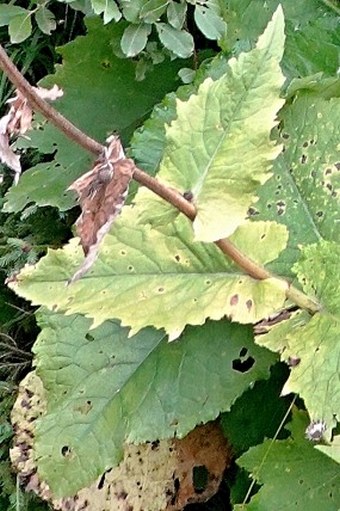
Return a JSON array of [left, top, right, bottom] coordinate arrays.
[[61, 445, 72, 457], [193, 465, 209, 494], [232, 348, 255, 373]]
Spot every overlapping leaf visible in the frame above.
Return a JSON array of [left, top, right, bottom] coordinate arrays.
[[235, 410, 340, 510], [137, 7, 285, 243], [3, 17, 187, 214], [8, 208, 288, 340], [220, 0, 340, 80], [254, 93, 340, 275], [30, 310, 276, 495], [256, 241, 340, 435]]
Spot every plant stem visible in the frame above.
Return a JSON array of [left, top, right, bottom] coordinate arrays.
[[0, 44, 321, 315]]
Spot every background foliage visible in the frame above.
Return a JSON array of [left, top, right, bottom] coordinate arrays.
[[0, 0, 340, 510]]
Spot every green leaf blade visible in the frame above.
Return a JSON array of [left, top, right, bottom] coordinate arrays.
[[33, 310, 276, 496], [8, 12, 32, 43], [9, 208, 288, 339], [34, 6, 56, 35], [167, 1, 187, 29], [156, 22, 194, 58], [236, 410, 340, 511], [156, 6, 286, 242], [194, 4, 226, 40], [257, 241, 340, 434], [121, 23, 151, 57], [90, 0, 122, 23]]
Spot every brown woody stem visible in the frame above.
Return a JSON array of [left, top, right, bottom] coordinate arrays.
[[0, 44, 320, 315]]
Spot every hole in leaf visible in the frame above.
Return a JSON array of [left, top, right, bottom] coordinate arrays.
[[128, 265, 134, 271], [61, 445, 71, 457], [120, 250, 127, 256], [151, 440, 160, 450], [175, 254, 181, 262], [101, 60, 111, 69], [232, 356, 255, 373], [239, 347, 248, 357], [247, 207, 259, 216], [260, 233, 266, 240], [335, 162, 340, 170], [316, 211, 323, 217], [85, 333, 94, 341], [325, 168, 332, 175], [302, 141, 309, 148], [158, 287, 164, 293], [288, 356, 301, 367], [205, 280, 211, 285], [97, 472, 106, 489], [193, 465, 209, 494]]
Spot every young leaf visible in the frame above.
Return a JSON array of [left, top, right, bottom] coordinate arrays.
[[8, 12, 32, 43], [153, 6, 285, 242], [256, 241, 340, 436], [178, 67, 195, 84], [235, 409, 340, 510], [194, 4, 226, 40], [167, 0, 187, 29], [120, 0, 144, 23], [34, 6, 56, 35], [90, 0, 122, 24], [121, 23, 151, 57], [139, 0, 169, 23], [0, 4, 28, 26], [8, 207, 288, 339], [30, 310, 276, 495], [155, 22, 194, 58]]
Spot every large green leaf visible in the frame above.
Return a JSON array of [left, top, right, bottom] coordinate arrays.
[[4, 17, 186, 214], [8, 208, 288, 339], [140, 7, 285, 242], [256, 241, 340, 435], [220, 0, 340, 80], [32, 310, 276, 496], [254, 93, 340, 275], [235, 409, 340, 511]]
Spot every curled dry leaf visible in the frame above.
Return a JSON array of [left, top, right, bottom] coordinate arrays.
[[67, 135, 135, 283], [0, 85, 63, 183], [11, 371, 232, 510]]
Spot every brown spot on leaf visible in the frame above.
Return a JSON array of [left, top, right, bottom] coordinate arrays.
[[230, 294, 239, 306], [246, 299, 253, 311]]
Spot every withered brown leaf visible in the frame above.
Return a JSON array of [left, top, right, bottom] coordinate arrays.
[[0, 85, 63, 183], [68, 135, 135, 283]]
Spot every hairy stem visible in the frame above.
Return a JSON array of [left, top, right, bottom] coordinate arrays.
[[0, 44, 320, 315]]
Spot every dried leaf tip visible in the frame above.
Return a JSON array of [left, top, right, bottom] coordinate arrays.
[[0, 85, 63, 184], [67, 135, 135, 284]]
